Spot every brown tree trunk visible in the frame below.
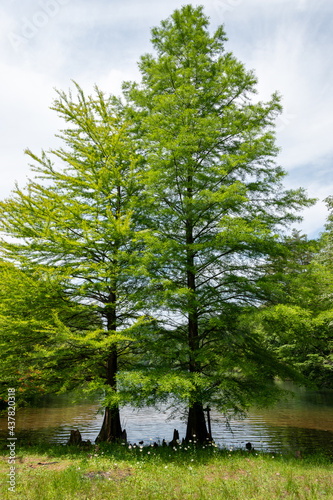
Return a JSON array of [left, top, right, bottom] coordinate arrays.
[[96, 297, 123, 442], [185, 402, 209, 443], [95, 350, 123, 442], [184, 179, 210, 443], [96, 405, 122, 442]]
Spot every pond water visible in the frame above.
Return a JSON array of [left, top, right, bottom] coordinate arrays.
[[1, 382, 333, 454]]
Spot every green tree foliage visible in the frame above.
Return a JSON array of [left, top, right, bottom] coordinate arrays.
[[121, 5, 315, 441], [0, 84, 149, 441], [320, 196, 333, 279], [253, 231, 333, 388], [0, 261, 99, 405]]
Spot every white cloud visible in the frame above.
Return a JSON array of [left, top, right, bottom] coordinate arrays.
[[0, 0, 332, 236], [204, 0, 333, 236], [0, 62, 64, 197]]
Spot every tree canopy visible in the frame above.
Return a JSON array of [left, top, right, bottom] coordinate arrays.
[[120, 4, 314, 441], [0, 84, 150, 441]]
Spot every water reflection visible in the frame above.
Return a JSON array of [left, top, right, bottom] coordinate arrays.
[[0, 383, 332, 454]]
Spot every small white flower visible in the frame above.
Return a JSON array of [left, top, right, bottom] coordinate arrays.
[[191, 459, 194, 462], [148, 451, 150, 455], [189, 466, 192, 470], [165, 466, 168, 469]]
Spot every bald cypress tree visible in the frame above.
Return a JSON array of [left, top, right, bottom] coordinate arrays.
[[0, 84, 148, 441], [124, 5, 314, 442]]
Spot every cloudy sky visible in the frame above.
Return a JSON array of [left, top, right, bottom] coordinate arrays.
[[1, 0, 332, 238]]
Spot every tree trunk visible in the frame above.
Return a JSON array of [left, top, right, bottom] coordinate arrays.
[[96, 405, 122, 442], [96, 297, 123, 442], [185, 179, 210, 443], [185, 402, 209, 443], [96, 350, 123, 442]]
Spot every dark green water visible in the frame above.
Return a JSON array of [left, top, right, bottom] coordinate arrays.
[[1, 383, 332, 454]]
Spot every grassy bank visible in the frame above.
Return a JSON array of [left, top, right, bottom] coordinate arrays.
[[0, 441, 332, 499]]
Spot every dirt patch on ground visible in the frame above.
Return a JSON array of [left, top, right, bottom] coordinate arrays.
[[0, 455, 70, 472], [24, 459, 69, 471], [204, 465, 250, 482], [1, 455, 134, 479], [82, 468, 132, 482]]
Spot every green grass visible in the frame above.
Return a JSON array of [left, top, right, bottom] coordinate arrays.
[[0, 441, 332, 499]]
